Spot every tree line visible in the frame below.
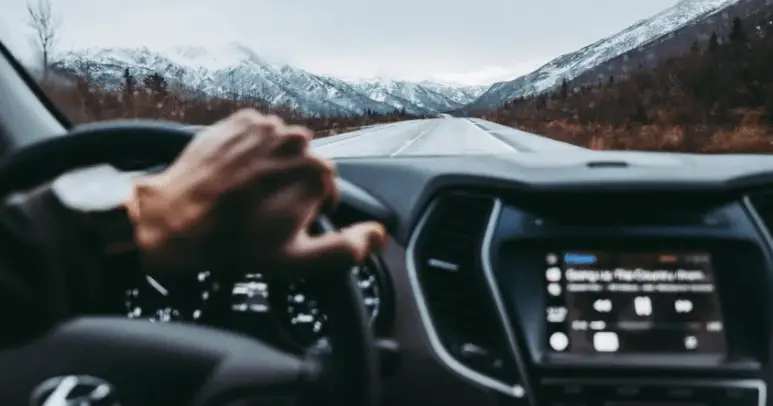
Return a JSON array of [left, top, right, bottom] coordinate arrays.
[[40, 66, 420, 136], [480, 12, 773, 153], [25, 0, 422, 137], [26, 0, 773, 150]]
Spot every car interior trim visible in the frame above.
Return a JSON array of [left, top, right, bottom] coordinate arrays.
[[543, 378, 767, 406], [479, 198, 536, 401], [404, 195, 527, 398], [742, 194, 773, 253]]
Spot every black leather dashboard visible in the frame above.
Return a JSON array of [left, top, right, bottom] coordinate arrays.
[[334, 151, 773, 243], [331, 151, 773, 406]]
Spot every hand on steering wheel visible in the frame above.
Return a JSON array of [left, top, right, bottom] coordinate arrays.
[[0, 110, 384, 406], [127, 109, 386, 275]]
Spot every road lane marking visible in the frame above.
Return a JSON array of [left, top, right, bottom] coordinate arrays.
[[464, 118, 521, 153], [313, 122, 405, 149], [389, 123, 435, 157]]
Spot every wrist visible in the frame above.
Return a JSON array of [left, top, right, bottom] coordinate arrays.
[[124, 173, 167, 252], [125, 172, 204, 273]]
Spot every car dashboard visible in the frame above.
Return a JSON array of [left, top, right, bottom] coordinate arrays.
[[107, 150, 773, 406]]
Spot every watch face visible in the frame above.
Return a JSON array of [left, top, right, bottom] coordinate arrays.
[[52, 165, 134, 211]]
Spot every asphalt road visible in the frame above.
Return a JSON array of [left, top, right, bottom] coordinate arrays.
[[312, 117, 585, 158]]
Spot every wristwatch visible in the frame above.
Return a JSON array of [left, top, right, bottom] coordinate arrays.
[[45, 165, 142, 316], [49, 164, 139, 255]]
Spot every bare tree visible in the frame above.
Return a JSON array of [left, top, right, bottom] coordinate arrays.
[[227, 70, 240, 100], [26, 0, 60, 82]]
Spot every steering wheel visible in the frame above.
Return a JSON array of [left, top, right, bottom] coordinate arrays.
[[0, 120, 379, 406]]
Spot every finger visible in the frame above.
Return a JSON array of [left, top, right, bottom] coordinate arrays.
[[230, 109, 280, 129], [218, 131, 266, 164], [320, 161, 339, 214], [284, 221, 386, 274], [248, 181, 316, 252], [198, 108, 267, 144], [193, 113, 274, 164], [279, 124, 314, 141], [230, 110, 285, 144], [273, 130, 311, 157], [272, 155, 334, 200], [245, 157, 336, 245], [219, 119, 303, 174], [237, 111, 284, 134], [234, 155, 332, 193]]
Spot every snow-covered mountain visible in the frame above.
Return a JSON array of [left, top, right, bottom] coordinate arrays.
[[51, 43, 486, 117], [464, 0, 744, 110]]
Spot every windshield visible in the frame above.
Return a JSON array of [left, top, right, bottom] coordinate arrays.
[[1, 0, 772, 157]]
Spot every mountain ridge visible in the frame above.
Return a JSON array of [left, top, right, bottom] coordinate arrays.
[[52, 44, 487, 117], [463, 0, 744, 110], [51, 0, 753, 117]]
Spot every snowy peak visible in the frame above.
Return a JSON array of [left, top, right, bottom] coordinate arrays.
[[53, 42, 484, 117], [164, 42, 278, 70], [464, 0, 743, 109]]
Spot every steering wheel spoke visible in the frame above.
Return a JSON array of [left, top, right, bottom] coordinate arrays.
[[0, 317, 316, 405]]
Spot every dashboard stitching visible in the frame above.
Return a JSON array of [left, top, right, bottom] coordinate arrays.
[[404, 195, 530, 399]]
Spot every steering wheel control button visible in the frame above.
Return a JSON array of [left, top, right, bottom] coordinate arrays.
[[31, 375, 120, 406]]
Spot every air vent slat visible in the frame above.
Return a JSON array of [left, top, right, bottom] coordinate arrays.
[[414, 194, 517, 383]]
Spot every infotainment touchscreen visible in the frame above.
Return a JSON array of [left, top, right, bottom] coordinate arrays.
[[544, 251, 727, 354]]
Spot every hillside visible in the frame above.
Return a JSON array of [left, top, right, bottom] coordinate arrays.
[[39, 69, 423, 135], [478, 9, 773, 153], [565, 0, 772, 91], [50, 44, 486, 117], [463, 0, 750, 111]]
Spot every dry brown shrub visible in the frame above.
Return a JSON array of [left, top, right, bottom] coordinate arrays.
[[38, 76, 420, 137], [477, 13, 773, 154]]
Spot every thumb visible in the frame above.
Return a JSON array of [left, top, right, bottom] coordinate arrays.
[[285, 221, 386, 274]]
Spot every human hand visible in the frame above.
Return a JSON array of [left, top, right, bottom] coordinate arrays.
[[125, 109, 386, 274]]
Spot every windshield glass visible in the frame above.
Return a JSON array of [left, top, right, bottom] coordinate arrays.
[[1, 0, 772, 157]]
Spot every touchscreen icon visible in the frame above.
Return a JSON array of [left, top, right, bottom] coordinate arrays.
[[590, 320, 607, 330], [593, 299, 612, 313], [547, 283, 562, 296], [684, 335, 698, 350], [546, 267, 562, 282], [547, 306, 567, 322], [707, 321, 723, 331], [675, 299, 693, 313], [549, 332, 569, 352], [634, 296, 652, 316], [593, 332, 619, 352]]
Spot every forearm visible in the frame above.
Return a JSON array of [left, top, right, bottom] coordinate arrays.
[[0, 165, 141, 347]]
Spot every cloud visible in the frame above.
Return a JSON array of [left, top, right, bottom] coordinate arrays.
[[431, 61, 549, 85], [0, 0, 680, 85]]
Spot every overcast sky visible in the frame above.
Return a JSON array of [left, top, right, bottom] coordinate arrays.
[[0, 0, 678, 85]]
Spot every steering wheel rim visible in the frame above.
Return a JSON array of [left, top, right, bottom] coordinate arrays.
[[0, 119, 379, 406]]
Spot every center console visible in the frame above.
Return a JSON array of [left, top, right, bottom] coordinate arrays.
[[544, 250, 726, 356], [488, 199, 771, 406]]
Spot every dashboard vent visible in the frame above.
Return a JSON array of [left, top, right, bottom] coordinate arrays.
[[413, 194, 517, 382]]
